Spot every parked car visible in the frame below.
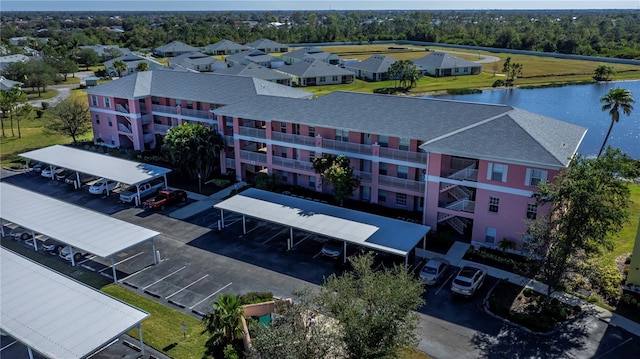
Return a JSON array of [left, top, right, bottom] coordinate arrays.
[[32, 162, 47, 173], [41, 167, 65, 178], [9, 226, 33, 240], [321, 240, 343, 258], [419, 258, 450, 285], [25, 237, 64, 255], [88, 178, 120, 194], [143, 189, 187, 210], [65, 173, 98, 186], [55, 169, 75, 181], [451, 265, 487, 297], [119, 179, 165, 204], [59, 246, 88, 262]]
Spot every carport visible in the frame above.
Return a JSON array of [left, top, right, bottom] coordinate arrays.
[[214, 188, 431, 265], [0, 183, 161, 283], [21, 145, 171, 203], [0, 248, 150, 359]]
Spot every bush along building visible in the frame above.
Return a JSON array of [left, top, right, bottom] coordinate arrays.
[[87, 70, 586, 251]]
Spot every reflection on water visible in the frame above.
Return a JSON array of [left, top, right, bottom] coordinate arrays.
[[426, 80, 640, 159]]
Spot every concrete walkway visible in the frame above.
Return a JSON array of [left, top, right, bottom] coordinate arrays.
[[169, 182, 246, 220], [419, 247, 640, 337]]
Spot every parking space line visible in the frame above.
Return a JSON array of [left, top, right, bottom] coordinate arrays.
[[77, 255, 97, 265], [263, 228, 287, 244], [165, 274, 209, 299], [239, 222, 264, 238], [98, 252, 144, 273], [118, 262, 159, 282], [313, 250, 323, 259], [189, 282, 233, 309], [293, 233, 313, 248], [435, 273, 455, 296], [0, 340, 17, 351], [141, 266, 186, 290]]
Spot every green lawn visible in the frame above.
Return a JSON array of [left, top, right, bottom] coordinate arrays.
[[24, 89, 57, 100], [597, 183, 640, 267]]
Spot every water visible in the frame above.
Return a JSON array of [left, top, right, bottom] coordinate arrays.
[[426, 80, 640, 159]]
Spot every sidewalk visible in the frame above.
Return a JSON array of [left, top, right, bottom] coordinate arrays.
[[169, 182, 246, 220], [420, 246, 640, 337]]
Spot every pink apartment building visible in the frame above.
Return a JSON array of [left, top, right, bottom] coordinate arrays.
[[87, 71, 586, 250]]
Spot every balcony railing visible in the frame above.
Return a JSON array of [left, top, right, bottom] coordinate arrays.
[[140, 114, 152, 125], [447, 164, 478, 181], [117, 123, 132, 133], [180, 108, 210, 119], [154, 124, 172, 133], [353, 170, 372, 183], [224, 135, 235, 146], [225, 158, 236, 169], [322, 139, 371, 155], [238, 127, 266, 138], [239, 150, 267, 164], [271, 156, 315, 172], [272, 132, 316, 147], [378, 174, 425, 193], [443, 199, 475, 213], [378, 147, 427, 164], [143, 133, 155, 143], [116, 103, 130, 113], [152, 104, 178, 115]]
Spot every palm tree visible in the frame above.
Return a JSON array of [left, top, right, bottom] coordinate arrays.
[[598, 87, 635, 157], [135, 61, 149, 72], [202, 294, 244, 354], [112, 60, 127, 77]]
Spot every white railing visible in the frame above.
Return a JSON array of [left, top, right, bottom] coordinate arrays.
[[152, 104, 178, 115], [353, 170, 372, 183], [116, 103, 130, 113], [143, 133, 155, 143], [224, 135, 235, 146], [117, 123, 132, 133], [238, 127, 266, 138], [140, 114, 152, 124], [378, 147, 427, 164], [444, 199, 475, 212], [155, 124, 172, 133], [378, 174, 425, 193], [437, 212, 454, 222], [271, 156, 315, 172], [322, 138, 372, 155], [225, 158, 236, 169], [240, 150, 267, 164], [449, 186, 472, 200], [181, 108, 210, 119], [448, 164, 478, 181], [272, 132, 316, 147], [447, 216, 467, 234]]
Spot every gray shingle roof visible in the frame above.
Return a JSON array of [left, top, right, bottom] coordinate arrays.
[[283, 47, 338, 62], [226, 50, 281, 66], [104, 54, 163, 70], [344, 55, 397, 73], [204, 40, 250, 52], [79, 45, 131, 57], [412, 52, 480, 69], [86, 70, 311, 103], [169, 52, 224, 67], [215, 63, 292, 82], [277, 59, 354, 78], [245, 38, 287, 50], [213, 91, 585, 168], [154, 41, 199, 54], [0, 76, 22, 90]]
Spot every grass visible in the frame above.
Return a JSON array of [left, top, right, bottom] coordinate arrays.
[[24, 89, 57, 100], [596, 183, 640, 267], [102, 285, 209, 359]]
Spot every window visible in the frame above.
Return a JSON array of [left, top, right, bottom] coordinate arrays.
[[94, 115, 100, 124], [399, 138, 410, 151], [186, 100, 193, 109], [309, 151, 315, 162], [309, 176, 316, 188], [225, 116, 233, 127], [281, 171, 288, 182], [485, 228, 496, 243], [335, 129, 349, 142], [294, 124, 300, 135], [378, 190, 387, 203], [489, 197, 500, 213], [110, 135, 115, 145], [379, 162, 387, 175], [396, 193, 407, 206], [332, 75, 338, 81], [526, 169, 548, 187], [104, 97, 111, 108], [108, 117, 113, 127], [280, 123, 287, 133], [319, 76, 326, 82], [151, 96, 160, 105], [308, 126, 315, 137], [397, 166, 408, 179], [378, 135, 389, 147], [526, 203, 538, 220], [487, 163, 508, 182], [90, 95, 98, 106]]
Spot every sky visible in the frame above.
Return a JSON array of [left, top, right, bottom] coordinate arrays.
[[2, 0, 639, 12]]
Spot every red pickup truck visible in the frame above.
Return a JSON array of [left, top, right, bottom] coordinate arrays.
[[144, 189, 187, 210]]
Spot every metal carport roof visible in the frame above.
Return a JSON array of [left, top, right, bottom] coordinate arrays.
[[214, 188, 431, 257], [20, 145, 171, 185], [0, 248, 149, 359]]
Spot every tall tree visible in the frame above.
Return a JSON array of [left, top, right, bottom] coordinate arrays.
[[46, 98, 91, 144], [162, 123, 224, 180], [77, 48, 100, 70], [201, 293, 244, 356], [598, 87, 635, 157], [502, 56, 523, 86], [112, 60, 127, 77], [0, 86, 27, 137], [593, 65, 616, 82], [526, 149, 638, 301], [312, 154, 360, 206]]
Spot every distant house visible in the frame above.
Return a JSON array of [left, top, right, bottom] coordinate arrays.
[[168, 52, 226, 72], [245, 38, 289, 53], [282, 47, 341, 65], [277, 59, 355, 87], [203, 40, 251, 55], [104, 54, 164, 77], [0, 54, 30, 72], [343, 55, 397, 81], [79, 45, 132, 59], [215, 63, 293, 86], [154, 41, 199, 57], [0, 76, 23, 91], [9, 36, 49, 46], [225, 50, 285, 69], [411, 52, 482, 77]]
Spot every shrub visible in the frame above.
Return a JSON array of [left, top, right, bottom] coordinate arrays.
[[447, 88, 482, 95], [492, 79, 505, 87], [522, 288, 534, 297], [239, 291, 273, 305], [41, 102, 49, 110]]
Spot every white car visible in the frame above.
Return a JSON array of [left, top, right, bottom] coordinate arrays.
[[59, 246, 88, 262], [451, 265, 487, 297], [25, 237, 64, 255], [41, 167, 65, 178], [88, 178, 120, 195], [419, 258, 450, 285], [9, 227, 33, 240]]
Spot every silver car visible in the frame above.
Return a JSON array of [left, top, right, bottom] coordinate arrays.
[[451, 265, 487, 297], [321, 240, 343, 258], [419, 258, 450, 285]]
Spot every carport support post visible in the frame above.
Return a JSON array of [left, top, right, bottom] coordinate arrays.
[[136, 184, 141, 206], [288, 227, 293, 250], [242, 215, 246, 234], [0, 218, 4, 237], [70, 247, 76, 267], [27, 346, 34, 359], [151, 238, 158, 264], [343, 241, 347, 264], [75, 171, 81, 189], [138, 324, 145, 355], [220, 209, 225, 228], [31, 230, 37, 251], [111, 255, 118, 283]]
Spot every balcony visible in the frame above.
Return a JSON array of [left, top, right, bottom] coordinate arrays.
[[322, 138, 371, 155], [155, 124, 172, 133], [141, 114, 152, 125], [446, 164, 478, 181], [378, 174, 425, 193], [238, 127, 266, 139], [378, 147, 427, 164], [117, 123, 132, 133], [224, 135, 235, 146], [240, 150, 267, 164], [441, 199, 475, 213], [116, 103, 130, 113], [143, 133, 155, 143], [271, 156, 315, 172], [225, 158, 236, 169], [353, 170, 372, 183], [152, 104, 178, 115], [180, 107, 210, 119], [271, 132, 316, 147]]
